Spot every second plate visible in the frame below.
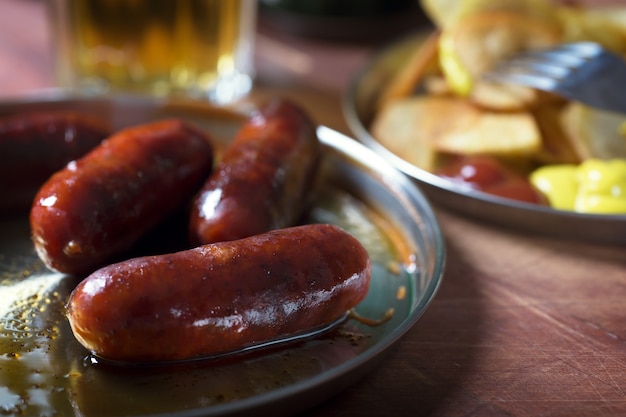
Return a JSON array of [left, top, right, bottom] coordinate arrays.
[[344, 33, 626, 245]]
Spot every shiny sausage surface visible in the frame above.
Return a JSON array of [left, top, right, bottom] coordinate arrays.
[[30, 119, 214, 275], [0, 112, 111, 214], [66, 224, 371, 363], [189, 98, 321, 245]]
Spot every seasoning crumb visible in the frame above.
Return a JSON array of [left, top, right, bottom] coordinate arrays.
[[387, 261, 401, 275], [337, 329, 370, 346], [396, 285, 407, 300], [348, 307, 394, 327]]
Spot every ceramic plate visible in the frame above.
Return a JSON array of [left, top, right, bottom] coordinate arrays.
[[0, 94, 445, 416]]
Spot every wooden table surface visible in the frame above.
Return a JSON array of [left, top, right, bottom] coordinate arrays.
[[1, 1, 625, 416]]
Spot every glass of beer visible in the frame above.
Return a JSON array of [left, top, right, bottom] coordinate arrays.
[[48, 0, 256, 104]]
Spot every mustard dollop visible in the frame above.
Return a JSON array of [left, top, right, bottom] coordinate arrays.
[[530, 159, 626, 214]]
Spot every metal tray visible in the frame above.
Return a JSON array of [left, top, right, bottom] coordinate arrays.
[[0, 95, 445, 416], [343, 33, 626, 245]]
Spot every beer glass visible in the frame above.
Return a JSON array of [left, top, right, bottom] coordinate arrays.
[[48, 0, 256, 104]]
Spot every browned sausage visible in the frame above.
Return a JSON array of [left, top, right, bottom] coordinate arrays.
[[30, 119, 214, 275], [0, 112, 111, 214], [66, 223, 371, 363], [188, 98, 321, 245]]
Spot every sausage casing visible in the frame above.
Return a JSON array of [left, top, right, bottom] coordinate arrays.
[[66, 224, 371, 363], [0, 112, 111, 214], [189, 98, 321, 245], [30, 119, 214, 275]]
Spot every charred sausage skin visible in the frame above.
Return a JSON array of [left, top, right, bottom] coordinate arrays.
[[30, 119, 214, 275], [0, 112, 111, 214], [189, 98, 321, 245], [66, 224, 371, 363]]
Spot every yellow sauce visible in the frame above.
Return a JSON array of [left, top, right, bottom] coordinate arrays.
[[530, 164, 578, 210], [530, 159, 626, 214]]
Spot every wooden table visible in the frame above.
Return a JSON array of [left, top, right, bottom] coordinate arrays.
[[1, 1, 625, 416]]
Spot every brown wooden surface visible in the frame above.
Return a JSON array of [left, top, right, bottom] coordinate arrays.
[[1, 1, 625, 416]]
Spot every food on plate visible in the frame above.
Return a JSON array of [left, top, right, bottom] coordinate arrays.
[[378, 32, 441, 110], [372, 96, 542, 172], [369, 0, 626, 211], [66, 223, 372, 363], [370, 97, 438, 171], [437, 155, 547, 204], [560, 104, 626, 160], [30, 119, 214, 275], [438, 10, 561, 96], [530, 158, 626, 213], [189, 98, 321, 245], [0, 112, 111, 214], [558, 7, 626, 54], [421, 0, 558, 30], [530, 103, 579, 164]]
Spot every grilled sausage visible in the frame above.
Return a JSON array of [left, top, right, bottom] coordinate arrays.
[[66, 224, 371, 363], [0, 112, 110, 214], [189, 98, 321, 245], [30, 119, 214, 275]]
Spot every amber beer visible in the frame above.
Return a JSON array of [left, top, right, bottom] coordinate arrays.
[[49, 0, 256, 103]]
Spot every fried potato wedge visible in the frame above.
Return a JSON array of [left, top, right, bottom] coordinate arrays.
[[532, 104, 580, 164], [585, 7, 626, 36], [420, 0, 465, 29], [456, 0, 559, 23], [420, 0, 559, 29], [560, 103, 626, 160], [371, 98, 439, 171], [422, 74, 453, 96], [558, 7, 626, 54], [421, 98, 542, 155], [469, 81, 541, 112], [372, 96, 542, 161], [439, 11, 562, 96], [377, 32, 441, 111]]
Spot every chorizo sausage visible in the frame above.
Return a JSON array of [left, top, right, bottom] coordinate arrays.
[[0, 112, 110, 214], [66, 223, 371, 363], [30, 119, 214, 275], [189, 98, 321, 245]]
